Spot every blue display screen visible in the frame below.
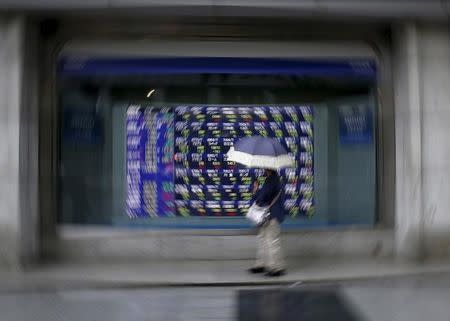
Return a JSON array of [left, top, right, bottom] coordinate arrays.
[[126, 105, 314, 218]]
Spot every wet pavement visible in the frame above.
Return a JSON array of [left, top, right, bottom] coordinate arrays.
[[239, 287, 362, 321], [1, 273, 450, 321]]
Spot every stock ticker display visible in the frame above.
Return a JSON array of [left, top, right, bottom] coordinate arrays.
[[126, 105, 314, 219]]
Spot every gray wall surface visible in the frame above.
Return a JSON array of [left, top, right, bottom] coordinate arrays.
[[0, 16, 39, 270], [0, 0, 449, 20], [0, 15, 23, 270], [394, 22, 450, 260]]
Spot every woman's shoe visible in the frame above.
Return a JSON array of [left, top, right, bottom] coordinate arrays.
[[265, 269, 286, 277], [248, 266, 266, 274]]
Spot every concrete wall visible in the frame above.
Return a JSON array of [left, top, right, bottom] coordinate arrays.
[[0, 16, 23, 270], [0, 0, 448, 20], [0, 16, 39, 270], [394, 22, 450, 260], [420, 24, 450, 258], [54, 227, 394, 263]]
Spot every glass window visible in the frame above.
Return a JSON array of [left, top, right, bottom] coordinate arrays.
[[58, 57, 377, 228]]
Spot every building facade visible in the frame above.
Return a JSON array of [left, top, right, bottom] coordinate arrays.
[[0, 1, 449, 269]]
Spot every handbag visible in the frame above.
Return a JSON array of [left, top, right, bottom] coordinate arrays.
[[246, 191, 281, 226]]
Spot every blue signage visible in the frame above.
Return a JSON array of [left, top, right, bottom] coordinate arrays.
[[339, 104, 373, 145], [58, 57, 377, 79], [62, 109, 102, 144]]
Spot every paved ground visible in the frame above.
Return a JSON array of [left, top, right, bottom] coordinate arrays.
[[1, 259, 450, 320], [2, 274, 450, 321], [2, 258, 450, 291]]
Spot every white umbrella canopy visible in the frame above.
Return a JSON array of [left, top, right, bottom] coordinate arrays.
[[226, 136, 295, 170]]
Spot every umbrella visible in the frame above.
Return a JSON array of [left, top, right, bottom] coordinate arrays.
[[226, 136, 294, 170]]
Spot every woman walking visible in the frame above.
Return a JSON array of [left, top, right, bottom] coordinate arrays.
[[226, 136, 292, 277], [249, 169, 286, 277]]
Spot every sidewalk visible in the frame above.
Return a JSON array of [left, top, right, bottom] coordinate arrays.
[[2, 258, 450, 292]]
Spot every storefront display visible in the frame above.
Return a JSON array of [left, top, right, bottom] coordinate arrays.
[[58, 53, 377, 228], [126, 105, 314, 218], [126, 106, 175, 217]]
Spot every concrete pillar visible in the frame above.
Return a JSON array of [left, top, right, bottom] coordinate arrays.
[[0, 15, 39, 270], [419, 24, 450, 258], [394, 22, 450, 260], [0, 16, 24, 270], [393, 22, 425, 260]]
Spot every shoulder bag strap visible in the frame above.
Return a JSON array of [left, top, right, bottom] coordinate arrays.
[[268, 177, 283, 208], [268, 191, 281, 209]]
